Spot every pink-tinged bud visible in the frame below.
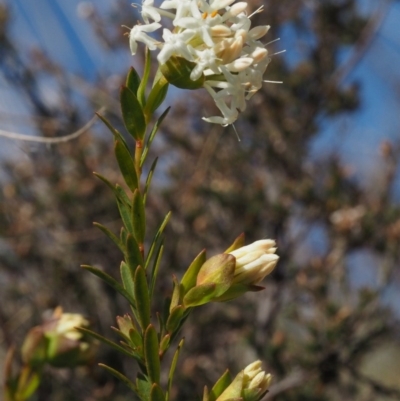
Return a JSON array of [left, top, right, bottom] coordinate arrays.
[[229, 239, 279, 285]]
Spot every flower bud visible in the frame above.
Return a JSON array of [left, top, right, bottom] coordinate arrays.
[[229, 239, 279, 285], [216, 360, 272, 401], [22, 307, 96, 369]]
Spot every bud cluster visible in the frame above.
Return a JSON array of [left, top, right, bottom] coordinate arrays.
[[129, 0, 272, 125]]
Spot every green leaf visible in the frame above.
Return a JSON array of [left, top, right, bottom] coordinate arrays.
[[141, 107, 170, 167], [93, 171, 115, 192], [16, 366, 40, 400], [145, 212, 171, 269], [166, 339, 184, 401], [149, 242, 164, 301], [96, 113, 121, 137], [196, 254, 235, 297], [143, 157, 158, 206], [99, 364, 138, 393], [169, 275, 181, 312], [144, 325, 161, 384], [130, 328, 143, 353], [134, 266, 151, 330], [138, 47, 151, 106], [115, 183, 132, 206], [116, 194, 134, 235], [159, 334, 170, 355], [180, 249, 206, 295], [82, 265, 136, 306], [114, 139, 138, 192], [150, 383, 165, 401], [144, 74, 169, 118], [120, 261, 135, 301], [120, 85, 146, 140], [210, 370, 232, 401], [126, 66, 141, 95], [78, 327, 133, 357], [183, 283, 217, 308], [216, 371, 244, 401], [93, 222, 124, 253], [132, 189, 146, 243], [166, 305, 185, 334], [160, 56, 205, 89], [224, 233, 245, 253], [126, 233, 144, 274], [137, 374, 152, 401]]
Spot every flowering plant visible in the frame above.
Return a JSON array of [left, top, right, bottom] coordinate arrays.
[[4, 1, 279, 400]]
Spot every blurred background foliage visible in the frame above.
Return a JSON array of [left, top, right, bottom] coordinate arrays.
[[1, 0, 400, 400]]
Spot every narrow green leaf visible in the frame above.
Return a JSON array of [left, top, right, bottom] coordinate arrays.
[[132, 189, 146, 243], [149, 243, 164, 301], [126, 66, 141, 95], [141, 107, 170, 167], [96, 113, 120, 137], [144, 325, 161, 384], [93, 171, 115, 192], [120, 261, 135, 300], [210, 370, 232, 401], [144, 74, 169, 118], [138, 47, 151, 107], [82, 265, 135, 306], [169, 309, 191, 343], [94, 222, 124, 253], [115, 139, 138, 192], [169, 275, 181, 312], [78, 327, 133, 357], [120, 85, 146, 140], [159, 334, 170, 355], [150, 383, 165, 401], [117, 196, 134, 235], [17, 367, 40, 400], [121, 227, 127, 245], [216, 371, 243, 401], [143, 157, 158, 206], [180, 250, 207, 295], [224, 233, 245, 253], [134, 266, 151, 330], [130, 328, 143, 352], [183, 283, 217, 308], [96, 113, 130, 150], [137, 374, 152, 401], [99, 364, 138, 393], [166, 339, 184, 401], [115, 183, 132, 206], [166, 305, 185, 334], [126, 233, 144, 274], [145, 212, 171, 270]]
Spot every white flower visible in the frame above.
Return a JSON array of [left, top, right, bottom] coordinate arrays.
[[129, 0, 275, 125], [229, 239, 278, 285], [141, 0, 162, 23], [129, 22, 161, 54], [157, 28, 195, 65]]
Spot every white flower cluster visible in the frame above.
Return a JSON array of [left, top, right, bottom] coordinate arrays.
[[129, 0, 272, 125]]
